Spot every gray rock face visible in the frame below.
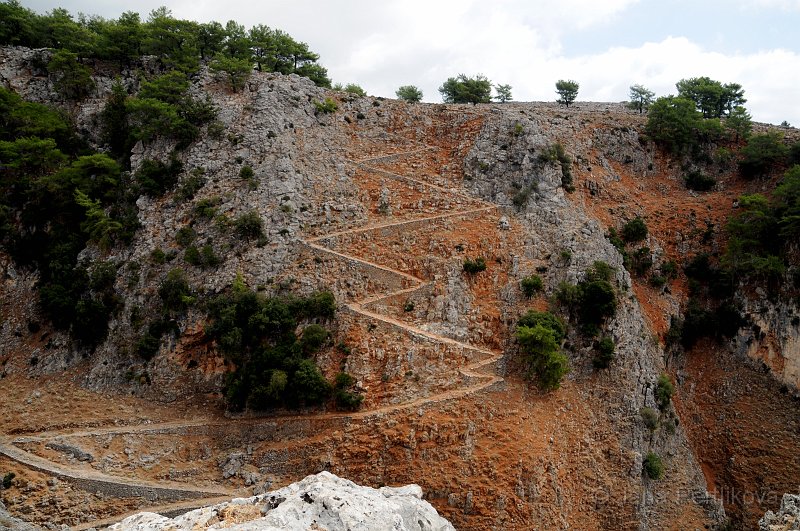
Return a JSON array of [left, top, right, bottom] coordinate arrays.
[[110, 472, 454, 531], [760, 493, 800, 530], [0, 500, 41, 531]]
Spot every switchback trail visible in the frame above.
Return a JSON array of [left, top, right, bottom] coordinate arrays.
[[1, 113, 507, 526]]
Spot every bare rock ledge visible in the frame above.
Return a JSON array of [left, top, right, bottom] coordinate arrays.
[[109, 471, 454, 531]]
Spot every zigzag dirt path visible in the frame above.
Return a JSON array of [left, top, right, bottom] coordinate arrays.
[[0, 117, 506, 525]]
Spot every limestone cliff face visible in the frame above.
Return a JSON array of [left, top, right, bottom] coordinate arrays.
[[2, 44, 799, 530], [463, 105, 724, 529], [734, 293, 800, 389]]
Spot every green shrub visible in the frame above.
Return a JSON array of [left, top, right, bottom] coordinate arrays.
[[586, 261, 614, 282], [344, 83, 366, 97], [578, 280, 617, 326], [185, 244, 220, 268], [2, 472, 16, 489], [234, 210, 264, 240], [641, 407, 659, 431], [520, 275, 544, 298], [207, 280, 338, 411], [158, 268, 193, 313], [593, 336, 615, 369], [739, 132, 789, 178], [136, 331, 161, 360], [403, 300, 415, 312], [655, 374, 674, 410], [48, 50, 94, 100], [239, 165, 254, 179], [314, 97, 338, 114], [175, 226, 196, 247], [516, 311, 569, 390], [554, 281, 580, 307], [512, 185, 535, 209], [643, 452, 665, 480], [684, 171, 716, 191], [135, 157, 183, 197], [334, 372, 363, 410], [649, 274, 666, 288], [175, 173, 206, 201], [194, 196, 222, 219], [300, 324, 329, 354], [150, 247, 166, 264], [622, 217, 648, 243], [660, 260, 678, 279], [463, 257, 487, 274]]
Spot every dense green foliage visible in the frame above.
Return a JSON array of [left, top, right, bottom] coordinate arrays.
[[0, 87, 130, 347], [313, 97, 338, 114], [555, 262, 618, 333], [516, 311, 569, 390], [463, 257, 487, 274], [520, 275, 544, 298], [396, 85, 422, 103], [645, 96, 723, 155], [555, 80, 579, 107], [0, 3, 330, 86], [205, 279, 337, 410], [725, 106, 752, 142], [439, 74, 492, 104], [655, 374, 674, 410], [738, 132, 789, 178], [342, 83, 366, 97], [643, 452, 665, 480], [593, 336, 615, 369], [675, 77, 746, 119], [621, 216, 648, 243], [683, 171, 717, 192]]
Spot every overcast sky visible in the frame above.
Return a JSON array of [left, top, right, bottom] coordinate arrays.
[[23, 0, 800, 125]]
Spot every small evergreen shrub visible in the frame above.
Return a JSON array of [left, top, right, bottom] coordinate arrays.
[[641, 407, 659, 431], [622, 217, 648, 243], [194, 196, 222, 219], [150, 248, 166, 264], [135, 157, 183, 197], [2, 472, 16, 489], [314, 98, 338, 114], [520, 275, 544, 298], [516, 311, 569, 390], [655, 374, 674, 410], [334, 372, 364, 411], [683, 171, 716, 191], [593, 336, 615, 369], [239, 165, 254, 180], [463, 257, 487, 274], [643, 452, 665, 480], [175, 226, 196, 247], [234, 210, 264, 240], [175, 173, 206, 201]]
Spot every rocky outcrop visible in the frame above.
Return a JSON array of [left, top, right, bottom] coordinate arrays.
[[109, 472, 454, 531], [760, 493, 800, 531], [0, 500, 41, 531]]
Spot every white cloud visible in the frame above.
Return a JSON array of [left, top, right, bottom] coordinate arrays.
[[738, 0, 800, 11]]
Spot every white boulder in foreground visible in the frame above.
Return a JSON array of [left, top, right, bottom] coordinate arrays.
[[110, 471, 455, 531]]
